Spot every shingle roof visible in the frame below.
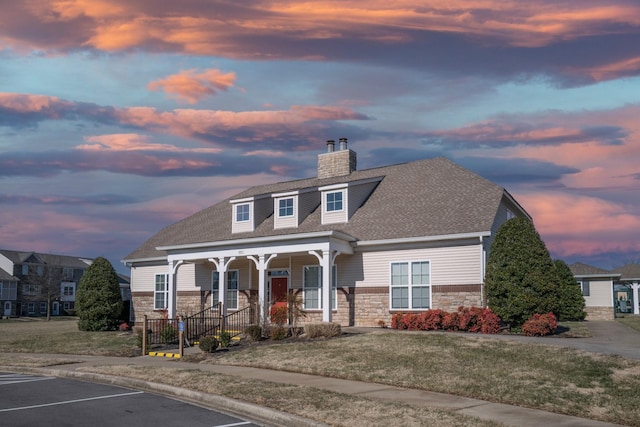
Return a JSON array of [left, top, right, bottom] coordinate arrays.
[[569, 262, 616, 276], [0, 269, 18, 281], [0, 249, 92, 269], [125, 157, 510, 261], [612, 264, 640, 281]]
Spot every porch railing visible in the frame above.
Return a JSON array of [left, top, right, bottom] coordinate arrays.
[[182, 304, 222, 344]]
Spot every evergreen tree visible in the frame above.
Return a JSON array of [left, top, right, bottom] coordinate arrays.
[[485, 217, 560, 328], [553, 259, 586, 321], [76, 257, 123, 331]]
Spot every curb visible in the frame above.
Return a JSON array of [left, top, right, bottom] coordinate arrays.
[[5, 366, 328, 427]]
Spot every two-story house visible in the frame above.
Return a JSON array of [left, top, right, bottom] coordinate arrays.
[[124, 139, 531, 327], [0, 249, 93, 317]]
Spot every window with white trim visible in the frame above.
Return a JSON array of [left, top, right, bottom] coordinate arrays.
[[0, 282, 17, 300], [27, 302, 35, 315], [39, 302, 47, 314], [154, 274, 168, 310], [23, 284, 40, 295], [236, 203, 250, 222], [302, 265, 337, 310], [22, 265, 29, 276], [212, 270, 239, 310], [326, 191, 343, 212], [390, 261, 431, 310], [577, 280, 590, 296], [63, 284, 75, 296], [278, 198, 294, 217]]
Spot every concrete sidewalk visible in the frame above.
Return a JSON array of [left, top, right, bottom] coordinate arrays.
[[2, 320, 636, 427]]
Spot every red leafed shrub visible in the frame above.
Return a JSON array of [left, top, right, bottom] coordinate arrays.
[[522, 312, 558, 336], [457, 306, 484, 332], [442, 311, 460, 331], [270, 305, 288, 326], [391, 312, 406, 329], [402, 313, 422, 330], [478, 309, 502, 334], [421, 309, 444, 330]]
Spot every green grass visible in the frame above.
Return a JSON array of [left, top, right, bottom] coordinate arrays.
[[0, 317, 139, 356]]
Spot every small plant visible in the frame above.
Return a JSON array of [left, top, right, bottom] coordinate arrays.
[[160, 324, 178, 343], [119, 322, 130, 332], [199, 335, 219, 352], [270, 305, 288, 326], [219, 331, 232, 348], [244, 325, 263, 341], [269, 326, 288, 340], [377, 319, 387, 328], [305, 322, 342, 338]]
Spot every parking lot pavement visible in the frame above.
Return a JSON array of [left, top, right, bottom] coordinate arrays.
[[0, 373, 262, 427]]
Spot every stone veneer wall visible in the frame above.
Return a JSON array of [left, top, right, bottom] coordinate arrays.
[[431, 285, 483, 312], [585, 306, 614, 320], [317, 149, 357, 179]]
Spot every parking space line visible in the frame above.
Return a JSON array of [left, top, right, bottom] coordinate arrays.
[[214, 422, 252, 427], [0, 390, 144, 412], [0, 376, 54, 386]]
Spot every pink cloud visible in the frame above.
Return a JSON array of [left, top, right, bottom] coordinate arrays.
[[0, 92, 70, 113], [519, 191, 640, 257], [147, 69, 236, 104], [77, 133, 222, 153]]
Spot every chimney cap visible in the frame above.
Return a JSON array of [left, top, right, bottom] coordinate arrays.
[[339, 137, 348, 150], [326, 139, 335, 152]]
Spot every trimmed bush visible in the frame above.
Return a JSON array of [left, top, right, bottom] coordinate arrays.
[[244, 325, 263, 341], [76, 257, 123, 331], [442, 311, 460, 331], [219, 331, 232, 348], [305, 322, 342, 338], [522, 312, 558, 336], [390, 307, 502, 334], [199, 335, 219, 352], [269, 326, 288, 340]]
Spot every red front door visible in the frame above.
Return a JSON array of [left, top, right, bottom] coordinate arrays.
[[271, 277, 288, 306]]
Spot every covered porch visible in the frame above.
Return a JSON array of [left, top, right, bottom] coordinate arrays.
[[159, 231, 355, 325]]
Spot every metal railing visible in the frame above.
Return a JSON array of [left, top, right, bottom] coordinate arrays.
[[223, 305, 253, 337], [182, 304, 222, 344]]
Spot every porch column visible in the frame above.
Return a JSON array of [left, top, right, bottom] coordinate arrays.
[[208, 257, 236, 317], [633, 282, 639, 315], [309, 249, 337, 322], [167, 260, 183, 319], [248, 254, 277, 326]]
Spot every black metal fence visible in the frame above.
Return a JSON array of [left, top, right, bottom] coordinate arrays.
[[182, 304, 222, 345]]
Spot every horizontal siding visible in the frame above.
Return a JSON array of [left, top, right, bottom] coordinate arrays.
[[350, 245, 482, 288], [321, 189, 347, 224], [584, 279, 613, 307], [130, 265, 167, 292]]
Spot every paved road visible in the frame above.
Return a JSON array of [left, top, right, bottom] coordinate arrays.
[[0, 372, 262, 427]]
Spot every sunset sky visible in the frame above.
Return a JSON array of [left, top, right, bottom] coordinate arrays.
[[1, 1, 639, 274]]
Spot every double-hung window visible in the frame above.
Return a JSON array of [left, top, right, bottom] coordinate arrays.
[[390, 261, 430, 310], [278, 198, 294, 217], [63, 284, 75, 296], [326, 191, 343, 212], [303, 265, 337, 310], [212, 270, 239, 310], [578, 280, 590, 297], [154, 274, 168, 310], [236, 203, 250, 222]]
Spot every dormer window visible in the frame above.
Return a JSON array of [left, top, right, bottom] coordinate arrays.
[[326, 191, 343, 212], [278, 198, 294, 217], [236, 203, 250, 222]]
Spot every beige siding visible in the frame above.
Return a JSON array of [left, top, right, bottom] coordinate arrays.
[[350, 245, 483, 288], [274, 195, 298, 229], [584, 279, 613, 307], [175, 263, 196, 291], [130, 264, 167, 292], [232, 202, 254, 233], [321, 188, 347, 224]]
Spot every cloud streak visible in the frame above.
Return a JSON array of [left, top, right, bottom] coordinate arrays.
[[147, 68, 236, 104]]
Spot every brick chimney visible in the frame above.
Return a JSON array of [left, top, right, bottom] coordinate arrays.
[[317, 137, 357, 179]]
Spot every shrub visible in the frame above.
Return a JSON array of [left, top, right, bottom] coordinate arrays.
[[421, 309, 443, 330], [402, 313, 422, 330], [553, 259, 586, 321], [522, 312, 558, 336], [305, 322, 342, 338], [442, 311, 460, 331], [391, 312, 405, 329], [218, 331, 232, 348], [119, 322, 130, 332], [76, 257, 123, 331], [160, 324, 178, 343], [244, 325, 263, 341], [478, 309, 502, 334], [270, 326, 288, 340], [199, 335, 219, 352], [270, 306, 288, 326]]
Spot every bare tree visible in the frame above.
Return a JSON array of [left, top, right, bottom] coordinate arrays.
[[25, 264, 64, 321]]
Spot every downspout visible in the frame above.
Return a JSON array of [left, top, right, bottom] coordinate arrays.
[[480, 236, 485, 308]]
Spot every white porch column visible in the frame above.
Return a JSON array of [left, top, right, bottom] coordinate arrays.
[[633, 282, 639, 315], [167, 260, 183, 319], [309, 249, 336, 322], [208, 257, 236, 317], [248, 254, 277, 326]]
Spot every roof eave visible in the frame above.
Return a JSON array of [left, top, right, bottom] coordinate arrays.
[[355, 231, 491, 248]]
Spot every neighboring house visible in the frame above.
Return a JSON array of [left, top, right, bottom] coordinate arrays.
[[569, 262, 621, 320], [0, 249, 93, 317], [611, 264, 640, 316], [124, 139, 531, 327], [0, 268, 19, 318]]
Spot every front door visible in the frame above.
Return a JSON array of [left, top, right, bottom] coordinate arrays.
[[52, 301, 59, 316], [3, 301, 11, 317], [270, 277, 288, 322]]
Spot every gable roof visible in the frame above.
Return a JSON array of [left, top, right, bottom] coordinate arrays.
[[0, 269, 18, 282], [569, 262, 613, 276], [0, 249, 92, 269], [125, 157, 516, 261], [612, 264, 640, 281]]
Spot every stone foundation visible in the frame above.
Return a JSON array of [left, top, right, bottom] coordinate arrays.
[[585, 306, 615, 320]]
